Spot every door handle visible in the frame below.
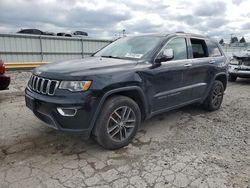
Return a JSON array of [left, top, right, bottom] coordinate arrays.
[[184, 63, 192, 67], [209, 60, 216, 64]]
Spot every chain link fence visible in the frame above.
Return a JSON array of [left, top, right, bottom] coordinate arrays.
[[222, 46, 249, 57]]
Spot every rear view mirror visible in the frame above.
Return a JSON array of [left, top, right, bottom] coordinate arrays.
[[155, 49, 174, 64]]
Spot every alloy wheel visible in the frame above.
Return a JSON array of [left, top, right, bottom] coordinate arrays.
[[212, 84, 223, 107], [107, 106, 136, 142]]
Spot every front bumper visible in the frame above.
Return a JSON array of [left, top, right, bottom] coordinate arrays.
[[0, 74, 10, 90], [25, 87, 100, 136], [228, 64, 250, 78]]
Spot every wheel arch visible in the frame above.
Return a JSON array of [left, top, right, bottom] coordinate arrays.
[[90, 86, 148, 135], [214, 73, 227, 90], [202, 72, 227, 103]]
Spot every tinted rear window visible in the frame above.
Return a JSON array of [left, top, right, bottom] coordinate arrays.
[[206, 40, 222, 57], [190, 38, 208, 58]]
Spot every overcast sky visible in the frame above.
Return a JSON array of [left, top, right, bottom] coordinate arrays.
[[0, 0, 250, 42]]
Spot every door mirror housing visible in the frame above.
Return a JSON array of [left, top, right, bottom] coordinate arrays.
[[155, 49, 174, 64]]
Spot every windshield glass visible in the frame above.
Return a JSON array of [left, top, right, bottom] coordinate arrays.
[[94, 36, 161, 59]]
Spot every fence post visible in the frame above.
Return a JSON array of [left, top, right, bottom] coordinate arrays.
[[81, 39, 84, 58], [39, 36, 44, 62]]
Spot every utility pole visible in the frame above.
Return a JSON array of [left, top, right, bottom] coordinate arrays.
[[122, 29, 126, 37], [230, 33, 234, 45]]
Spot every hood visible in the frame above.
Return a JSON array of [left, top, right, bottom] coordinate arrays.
[[34, 57, 138, 79], [233, 51, 250, 60]]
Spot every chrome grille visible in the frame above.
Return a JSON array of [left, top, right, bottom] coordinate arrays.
[[29, 75, 59, 95], [242, 61, 250, 66]]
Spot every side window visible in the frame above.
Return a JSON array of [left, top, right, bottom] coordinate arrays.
[[206, 40, 222, 57], [190, 38, 208, 58], [22, 30, 29, 33], [163, 37, 187, 60], [33, 30, 43, 35]]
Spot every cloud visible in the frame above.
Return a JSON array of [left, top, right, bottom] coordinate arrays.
[[174, 15, 203, 26], [232, 0, 245, 5], [204, 18, 229, 28], [241, 22, 250, 30], [0, 0, 250, 42], [194, 1, 227, 17]]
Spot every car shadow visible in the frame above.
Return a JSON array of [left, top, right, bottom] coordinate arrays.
[[234, 78, 250, 85], [0, 102, 212, 162]]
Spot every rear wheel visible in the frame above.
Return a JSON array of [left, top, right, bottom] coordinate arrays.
[[93, 95, 141, 150], [228, 74, 237, 82], [202, 80, 224, 111]]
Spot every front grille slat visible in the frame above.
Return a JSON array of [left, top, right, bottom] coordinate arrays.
[[36, 77, 40, 92], [31, 75, 35, 87], [29, 75, 34, 87], [33, 76, 37, 89], [46, 80, 51, 94], [42, 80, 48, 94], [31, 76, 34, 88], [40, 79, 45, 93], [28, 75, 59, 96], [35, 77, 39, 91]]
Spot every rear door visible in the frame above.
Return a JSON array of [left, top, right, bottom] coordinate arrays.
[[183, 38, 212, 100], [206, 39, 225, 70]]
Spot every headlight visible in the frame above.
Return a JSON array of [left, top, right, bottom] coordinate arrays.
[[230, 59, 239, 65], [59, 81, 92, 92]]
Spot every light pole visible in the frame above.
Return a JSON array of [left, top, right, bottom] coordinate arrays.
[[122, 29, 126, 37]]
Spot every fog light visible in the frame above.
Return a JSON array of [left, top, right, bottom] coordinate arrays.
[[57, 108, 77, 117]]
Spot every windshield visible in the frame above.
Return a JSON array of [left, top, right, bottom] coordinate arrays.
[[94, 36, 161, 59]]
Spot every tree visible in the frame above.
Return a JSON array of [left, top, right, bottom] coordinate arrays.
[[230, 36, 238, 44], [219, 39, 224, 44], [239, 37, 246, 43]]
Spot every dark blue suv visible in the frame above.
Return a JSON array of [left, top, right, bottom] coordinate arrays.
[[25, 32, 228, 149]]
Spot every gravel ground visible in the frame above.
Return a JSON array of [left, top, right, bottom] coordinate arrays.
[[0, 71, 249, 188], [2, 70, 32, 92]]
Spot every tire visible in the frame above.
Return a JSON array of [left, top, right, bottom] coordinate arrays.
[[202, 80, 224, 111], [228, 74, 237, 82], [93, 95, 141, 150]]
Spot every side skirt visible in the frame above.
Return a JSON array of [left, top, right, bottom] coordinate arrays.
[[147, 98, 202, 119]]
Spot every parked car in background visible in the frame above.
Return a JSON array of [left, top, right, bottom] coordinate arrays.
[[72, 31, 88, 36], [17, 29, 55, 36], [0, 60, 10, 90], [228, 50, 250, 81], [43, 31, 55, 36], [25, 32, 228, 149], [57, 33, 72, 37], [17, 29, 43, 35]]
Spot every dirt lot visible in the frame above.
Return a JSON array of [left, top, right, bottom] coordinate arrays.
[[0, 71, 249, 188]]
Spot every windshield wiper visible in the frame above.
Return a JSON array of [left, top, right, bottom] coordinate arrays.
[[100, 55, 121, 59]]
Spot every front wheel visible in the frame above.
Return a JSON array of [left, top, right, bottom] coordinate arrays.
[[93, 95, 141, 150], [202, 80, 224, 111]]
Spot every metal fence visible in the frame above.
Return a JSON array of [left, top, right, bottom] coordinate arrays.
[[1, 33, 248, 63], [0, 33, 112, 63], [222, 46, 248, 57]]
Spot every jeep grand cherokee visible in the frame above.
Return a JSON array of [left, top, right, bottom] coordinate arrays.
[[25, 32, 228, 149]]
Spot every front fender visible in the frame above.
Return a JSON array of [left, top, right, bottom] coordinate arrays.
[[89, 86, 148, 134]]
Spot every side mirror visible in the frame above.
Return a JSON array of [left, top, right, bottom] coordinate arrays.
[[155, 49, 174, 64]]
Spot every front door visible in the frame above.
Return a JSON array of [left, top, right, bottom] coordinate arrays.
[[149, 37, 190, 113]]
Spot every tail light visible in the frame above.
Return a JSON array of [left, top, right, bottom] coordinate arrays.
[[0, 60, 5, 75]]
